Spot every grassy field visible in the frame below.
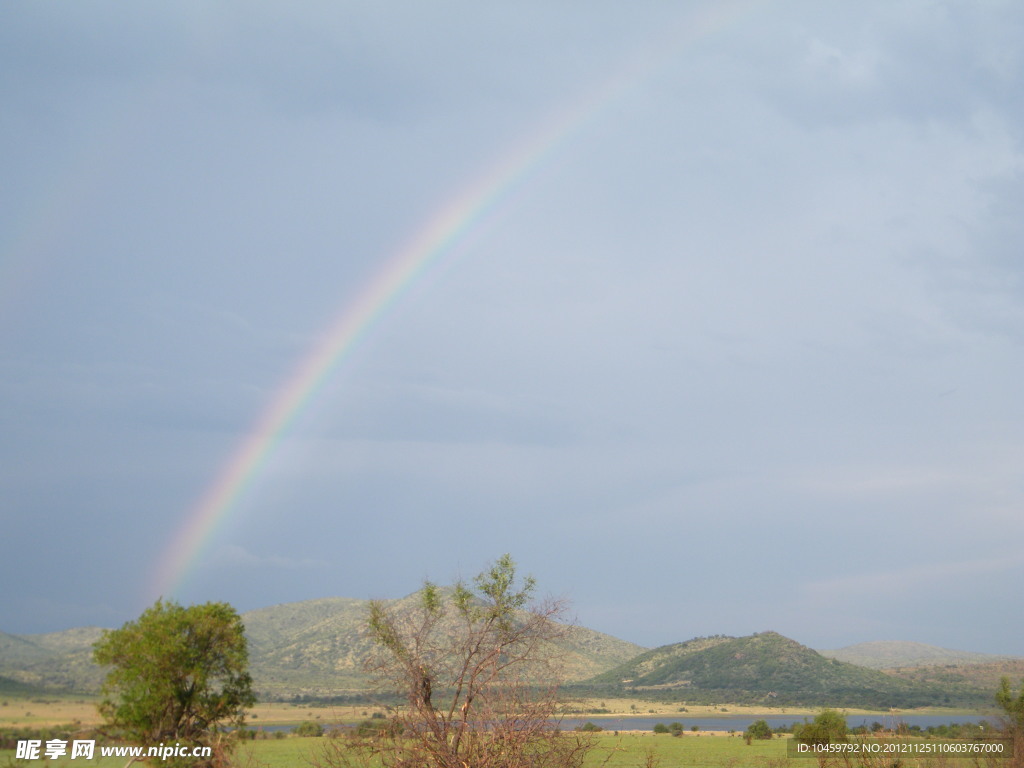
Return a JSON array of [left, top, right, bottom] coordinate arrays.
[[0, 699, 389, 730], [5, 731, 985, 768], [234, 733, 794, 768], [0, 696, 98, 728], [0, 733, 794, 768]]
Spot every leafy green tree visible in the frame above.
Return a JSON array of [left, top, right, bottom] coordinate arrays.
[[93, 600, 254, 767], [668, 722, 684, 737], [653, 722, 669, 734]]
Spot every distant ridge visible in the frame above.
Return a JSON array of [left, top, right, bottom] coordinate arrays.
[[818, 641, 1019, 670], [0, 609, 1012, 706], [0, 595, 644, 696]]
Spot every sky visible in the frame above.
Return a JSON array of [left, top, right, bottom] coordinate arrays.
[[2, 1, 1023, 655]]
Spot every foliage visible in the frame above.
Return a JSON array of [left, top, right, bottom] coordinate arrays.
[[745, 719, 772, 741], [294, 721, 323, 738], [996, 676, 1024, 766], [794, 708, 848, 747], [313, 554, 595, 768], [997, 677, 1024, 730], [653, 722, 682, 736], [92, 599, 255, 767]]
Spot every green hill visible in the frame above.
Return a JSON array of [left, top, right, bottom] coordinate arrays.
[[584, 631, 988, 708]]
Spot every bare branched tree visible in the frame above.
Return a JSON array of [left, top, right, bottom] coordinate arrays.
[[315, 555, 596, 768]]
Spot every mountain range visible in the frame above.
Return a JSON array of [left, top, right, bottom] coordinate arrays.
[[0, 595, 643, 697], [2, 596, 1019, 708]]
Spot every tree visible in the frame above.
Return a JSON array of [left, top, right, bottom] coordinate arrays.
[[93, 599, 255, 767], [996, 677, 1024, 767], [317, 555, 593, 768]]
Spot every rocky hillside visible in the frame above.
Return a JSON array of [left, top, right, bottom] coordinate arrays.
[[0, 595, 644, 696], [585, 631, 988, 708]]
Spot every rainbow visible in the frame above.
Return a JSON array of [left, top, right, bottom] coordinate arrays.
[[149, 0, 760, 601]]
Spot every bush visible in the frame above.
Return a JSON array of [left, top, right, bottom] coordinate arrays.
[[296, 721, 324, 737], [653, 723, 669, 734], [795, 709, 847, 746], [745, 719, 773, 741]]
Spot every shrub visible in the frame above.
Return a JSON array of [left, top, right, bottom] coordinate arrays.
[[745, 719, 773, 741], [795, 709, 847, 746], [295, 721, 324, 737]]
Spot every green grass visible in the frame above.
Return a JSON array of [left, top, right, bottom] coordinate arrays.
[[586, 733, 788, 767], [1, 733, 791, 768], [237, 734, 791, 768], [8, 732, 982, 768]]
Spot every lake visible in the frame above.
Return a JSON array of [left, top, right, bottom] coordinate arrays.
[[254, 713, 992, 734], [555, 714, 993, 732]]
